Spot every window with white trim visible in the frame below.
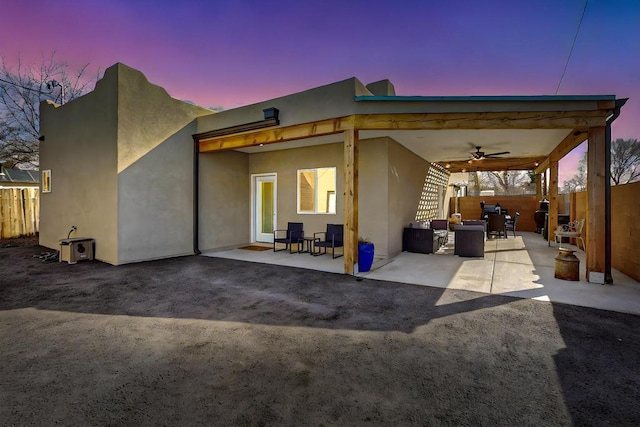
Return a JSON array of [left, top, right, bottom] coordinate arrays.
[[42, 170, 52, 193], [297, 167, 336, 214]]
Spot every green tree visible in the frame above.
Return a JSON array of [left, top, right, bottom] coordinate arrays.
[[0, 54, 98, 168]]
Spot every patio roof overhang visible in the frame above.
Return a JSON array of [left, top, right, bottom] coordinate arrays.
[[195, 96, 616, 173], [193, 95, 625, 283]]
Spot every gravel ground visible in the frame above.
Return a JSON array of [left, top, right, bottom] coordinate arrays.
[[1, 240, 639, 426]]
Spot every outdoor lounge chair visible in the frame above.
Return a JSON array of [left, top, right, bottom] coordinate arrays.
[[462, 220, 487, 234], [430, 219, 449, 230], [313, 224, 344, 258], [454, 224, 485, 257], [273, 222, 304, 253]]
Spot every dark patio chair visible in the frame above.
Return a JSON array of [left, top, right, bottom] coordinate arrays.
[[454, 224, 485, 257], [504, 212, 520, 237], [273, 222, 304, 253], [430, 219, 449, 230], [313, 224, 344, 258], [487, 214, 507, 238]]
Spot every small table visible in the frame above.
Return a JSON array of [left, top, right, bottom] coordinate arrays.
[[298, 237, 317, 255]]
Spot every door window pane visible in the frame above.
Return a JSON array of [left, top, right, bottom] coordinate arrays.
[[261, 181, 274, 233]]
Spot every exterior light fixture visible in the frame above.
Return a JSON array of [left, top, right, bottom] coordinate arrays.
[[445, 163, 450, 168], [263, 107, 279, 121], [47, 80, 65, 105], [534, 161, 539, 167]]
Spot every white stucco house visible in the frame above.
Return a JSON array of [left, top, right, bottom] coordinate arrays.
[[39, 63, 624, 280]]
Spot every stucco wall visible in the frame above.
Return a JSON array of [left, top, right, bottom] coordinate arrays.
[[359, 138, 390, 257], [387, 139, 432, 256], [196, 78, 372, 133], [39, 74, 119, 264], [40, 63, 213, 265], [249, 143, 344, 239], [114, 64, 212, 264], [199, 151, 250, 251]]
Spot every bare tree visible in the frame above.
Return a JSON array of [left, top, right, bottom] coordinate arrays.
[[563, 139, 640, 192], [482, 171, 531, 195], [0, 53, 98, 168], [562, 151, 587, 193], [610, 138, 640, 185]]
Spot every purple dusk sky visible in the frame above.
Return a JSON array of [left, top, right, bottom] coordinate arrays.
[[2, 0, 638, 182]]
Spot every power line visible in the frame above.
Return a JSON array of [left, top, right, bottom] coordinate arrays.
[[556, 0, 589, 94]]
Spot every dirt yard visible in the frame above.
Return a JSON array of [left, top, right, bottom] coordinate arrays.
[[1, 239, 639, 425]]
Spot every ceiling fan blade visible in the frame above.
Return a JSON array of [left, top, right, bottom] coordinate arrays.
[[484, 151, 510, 157]]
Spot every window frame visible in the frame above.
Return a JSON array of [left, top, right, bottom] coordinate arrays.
[[296, 167, 337, 215], [42, 170, 52, 193]]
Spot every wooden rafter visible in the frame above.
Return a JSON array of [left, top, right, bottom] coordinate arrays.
[[354, 111, 609, 131], [199, 116, 355, 152], [440, 156, 546, 173], [198, 110, 612, 153], [534, 128, 590, 174]]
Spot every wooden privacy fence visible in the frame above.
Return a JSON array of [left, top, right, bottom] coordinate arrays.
[[0, 188, 40, 239]]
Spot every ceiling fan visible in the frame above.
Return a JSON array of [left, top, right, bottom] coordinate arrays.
[[470, 146, 510, 160]]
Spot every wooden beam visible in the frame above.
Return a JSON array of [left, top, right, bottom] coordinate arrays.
[[441, 156, 545, 173], [534, 128, 590, 175], [548, 159, 559, 244], [343, 128, 358, 275], [536, 173, 542, 201], [199, 116, 355, 152], [586, 126, 607, 283], [548, 129, 589, 162], [198, 110, 611, 153], [534, 158, 550, 175], [355, 111, 610, 131]]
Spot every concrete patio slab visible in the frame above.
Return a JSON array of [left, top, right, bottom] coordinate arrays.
[[205, 232, 640, 315]]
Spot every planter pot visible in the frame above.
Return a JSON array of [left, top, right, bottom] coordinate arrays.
[[358, 243, 375, 272]]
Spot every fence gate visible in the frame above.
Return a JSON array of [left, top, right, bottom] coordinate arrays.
[[0, 188, 40, 239]]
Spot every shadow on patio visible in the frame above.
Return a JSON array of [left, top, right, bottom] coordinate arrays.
[[206, 231, 640, 315]]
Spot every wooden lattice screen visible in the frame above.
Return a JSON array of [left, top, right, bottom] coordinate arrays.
[[414, 163, 450, 221]]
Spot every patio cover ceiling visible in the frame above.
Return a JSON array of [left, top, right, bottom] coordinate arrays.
[[197, 95, 617, 173]]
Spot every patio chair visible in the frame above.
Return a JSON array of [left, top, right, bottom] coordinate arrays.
[[462, 220, 487, 232], [504, 212, 520, 237], [430, 219, 449, 230], [552, 218, 585, 250], [454, 224, 485, 257], [273, 222, 304, 253], [487, 214, 507, 239], [313, 224, 344, 258]]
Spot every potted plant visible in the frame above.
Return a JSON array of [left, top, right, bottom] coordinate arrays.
[[358, 237, 375, 272]]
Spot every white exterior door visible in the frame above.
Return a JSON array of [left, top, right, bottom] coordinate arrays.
[[254, 174, 276, 243]]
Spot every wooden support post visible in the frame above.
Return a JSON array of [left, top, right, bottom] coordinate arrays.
[[343, 128, 359, 275], [535, 173, 542, 201], [548, 160, 559, 244], [586, 126, 607, 283]]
